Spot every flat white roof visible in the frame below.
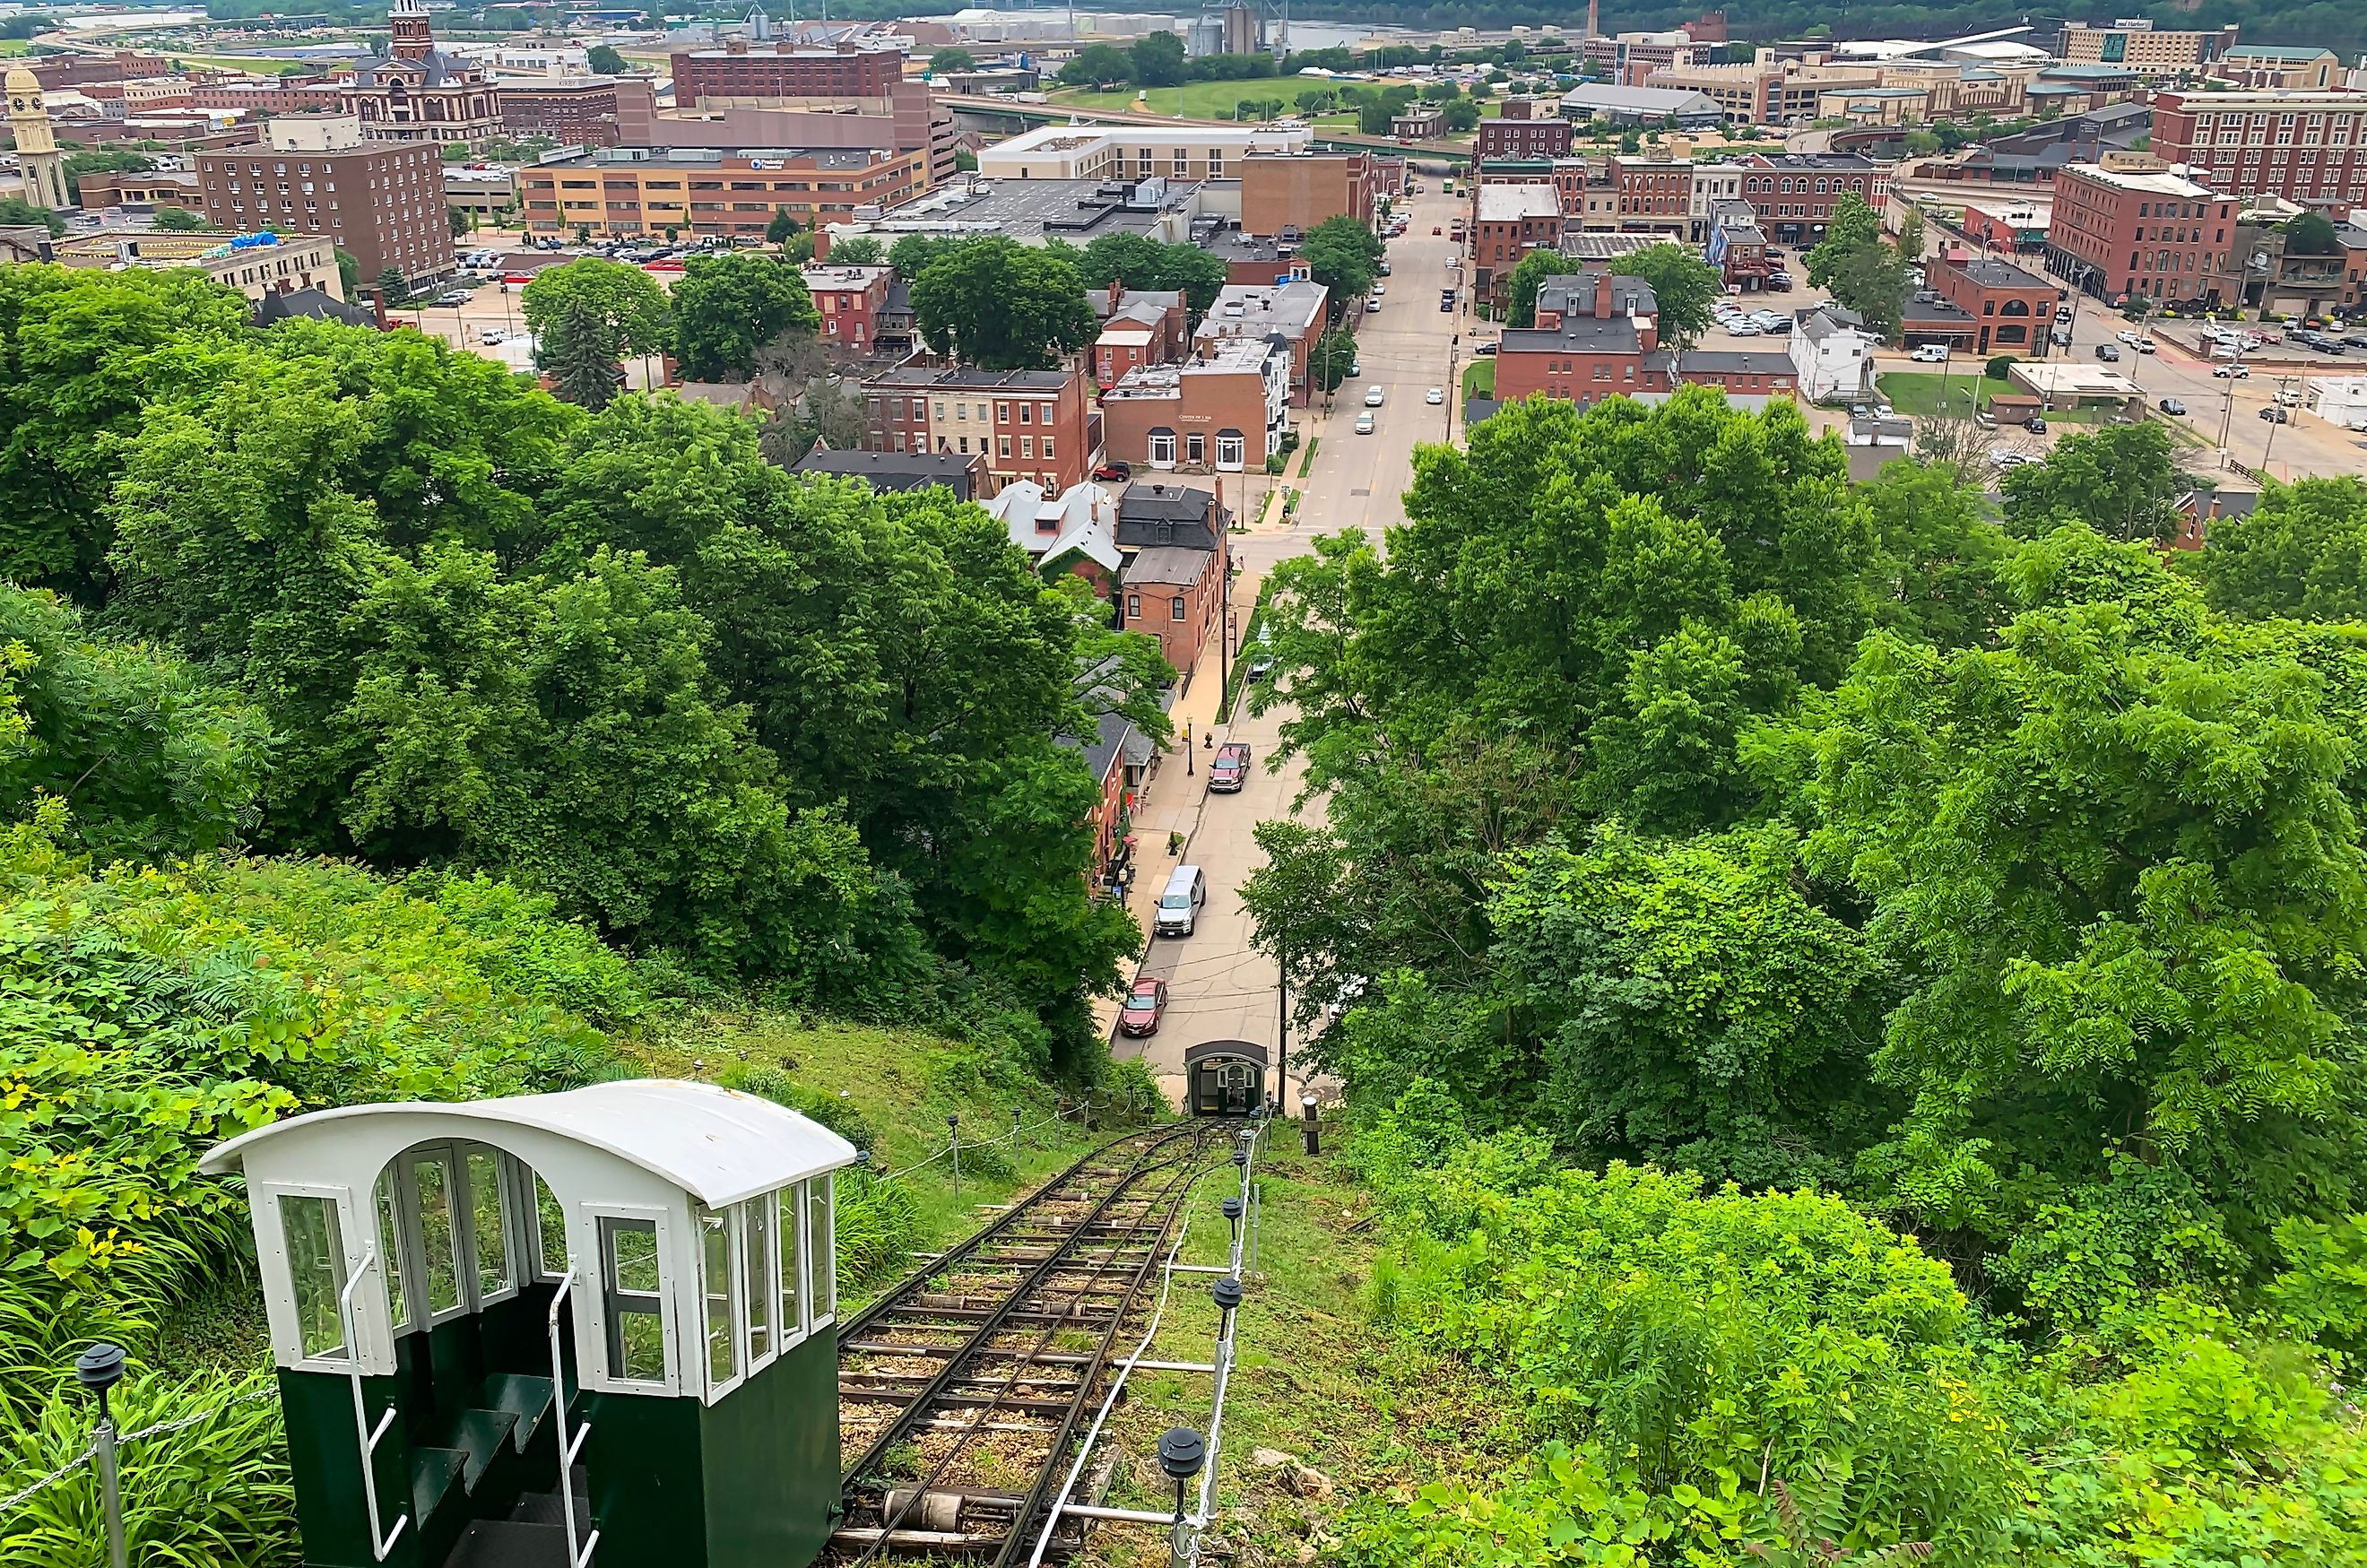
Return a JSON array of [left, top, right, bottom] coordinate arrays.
[[2061, 160, 2215, 198], [1477, 184, 1564, 222], [201, 1079, 857, 1207]]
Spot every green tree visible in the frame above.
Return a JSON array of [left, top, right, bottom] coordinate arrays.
[[1825, 241, 1908, 342], [334, 246, 360, 295], [0, 264, 249, 607], [929, 46, 975, 74], [2284, 211, 2341, 256], [1301, 214, 1384, 321], [0, 582, 272, 860], [1057, 43, 1132, 88], [909, 238, 1095, 369], [1444, 98, 1482, 133], [1793, 558, 2367, 1249], [521, 256, 671, 368], [60, 149, 153, 204], [669, 251, 818, 380], [1504, 247, 1568, 329], [541, 295, 626, 411], [766, 207, 802, 249], [0, 195, 65, 237], [1804, 192, 1885, 290], [1613, 242, 1719, 349], [1309, 326, 1357, 396], [1999, 420, 2189, 543], [586, 42, 628, 74], [152, 204, 205, 231], [888, 232, 961, 282], [826, 234, 883, 265], [1130, 30, 1187, 88], [2202, 476, 2367, 622], [377, 264, 411, 303], [1357, 97, 1394, 136]]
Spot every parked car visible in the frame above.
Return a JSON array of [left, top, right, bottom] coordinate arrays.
[[1092, 461, 1132, 481], [1246, 651, 1274, 682], [2025, 415, 2049, 433], [1366, 298, 1382, 313], [2260, 405, 2291, 422], [2213, 363, 2250, 378], [1473, 339, 1498, 357], [1432, 224, 1443, 234], [2115, 329, 2140, 345], [1348, 360, 1362, 377], [1378, 261, 1392, 276], [2134, 338, 2157, 354], [1209, 741, 1253, 793], [477, 326, 507, 344], [2158, 397, 2188, 416], [2096, 343, 2121, 361], [1116, 975, 1168, 1037], [1365, 386, 1386, 407], [1764, 273, 1793, 291], [1730, 322, 1764, 336], [1426, 386, 1444, 404]]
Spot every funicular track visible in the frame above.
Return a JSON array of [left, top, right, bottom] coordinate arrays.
[[830, 1121, 1236, 1565]]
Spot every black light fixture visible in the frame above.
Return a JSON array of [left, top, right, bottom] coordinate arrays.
[[74, 1341, 126, 1423], [1220, 1195, 1244, 1251]]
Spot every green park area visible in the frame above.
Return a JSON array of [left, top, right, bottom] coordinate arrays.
[[1462, 359, 1496, 399], [1875, 367, 2009, 419]]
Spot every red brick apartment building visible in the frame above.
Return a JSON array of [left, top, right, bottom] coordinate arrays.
[[1737, 152, 1889, 246], [1610, 157, 1694, 237], [2046, 157, 2236, 306], [1240, 149, 1374, 237], [669, 42, 904, 104], [499, 79, 625, 147], [1472, 183, 1566, 309], [1115, 484, 1230, 681], [861, 366, 1096, 493], [1495, 270, 1675, 404], [1092, 284, 1190, 387], [2149, 91, 2367, 210], [1925, 253, 2059, 356], [1477, 110, 1574, 162]]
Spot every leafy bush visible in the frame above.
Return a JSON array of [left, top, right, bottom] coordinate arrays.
[[831, 1175, 921, 1288], [725, 1061, 881, 1151]]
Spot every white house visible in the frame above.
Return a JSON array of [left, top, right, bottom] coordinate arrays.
[[1790, 303, 1877, 404], [2307, 376, 2367, 430], [987, 480, 1123, 574]]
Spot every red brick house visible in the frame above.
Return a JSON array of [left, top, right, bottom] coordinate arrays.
[[1494, 270, 1675, 404], [1091, 282, 1190, 388], [1116, 484, 1231, 684], [1472, 183, 1566, 311], [803, 262, 897, 352], [1677, 349, 1799, 398]]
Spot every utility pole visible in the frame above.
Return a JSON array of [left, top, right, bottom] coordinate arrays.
[[1275, 961, 1288, 1109]]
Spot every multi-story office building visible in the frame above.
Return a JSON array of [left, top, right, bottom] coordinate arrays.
[[669, 40, 904, 104], [519, 144, 926, 238], [2060, 21, 2240, 74]]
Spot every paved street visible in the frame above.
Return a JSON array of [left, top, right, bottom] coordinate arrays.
[[1111, 183, 1470, 1111]]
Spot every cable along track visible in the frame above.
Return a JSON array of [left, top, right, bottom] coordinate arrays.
[[831, 1121, 1232, 1565]]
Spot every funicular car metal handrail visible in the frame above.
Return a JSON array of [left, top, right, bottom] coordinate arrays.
[[334, 1245, 411, 1563], [549, 1272, 601, 1568]]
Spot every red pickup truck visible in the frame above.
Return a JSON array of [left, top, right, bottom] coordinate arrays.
[[1208, 741, 1252, 793]]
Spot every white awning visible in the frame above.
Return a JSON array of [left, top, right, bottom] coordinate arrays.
[[201, 1079, 857, 1208]]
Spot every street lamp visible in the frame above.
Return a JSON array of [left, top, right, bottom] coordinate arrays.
[[74, 1342, 129, 1568]]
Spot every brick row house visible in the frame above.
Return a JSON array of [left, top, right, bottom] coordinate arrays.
[[2045, 156, 2237, 307], [1471, 184, 1566, 312], [860, 365, 1097, 494], [1114, 484, 1230, 685], [1091, 283, 1190, 388], [1495, 270, 1675, 404]]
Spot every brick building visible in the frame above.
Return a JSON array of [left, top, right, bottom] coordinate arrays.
[[1194, 280, 1326, 404], [2150, 91, 2367, 210], [51, 230, 345, 302], [860, 365, 1096, 493], [1736, 152, 1889, 246], [1099, 337, 1292, 473], [1114, 484, 1230, 682], [187, 80, 343, 115], [1609, 156, 1695, 238], [2046, 157, 2236, 306], [1240, 149, 1373, 238], [1473, 156, 1591, 218], [1925, 253, 2058, 356], [339, 0, 502, 148], [1677, 348, 1798, 398], [499, 79, 625, 146], [1704, 199, 1768, 288], [27, 50, 169, 91], [1495, 270, 1674, 404], [195, 113, 452, 287], [74, 168, 204, 211], [520, 143, 925, 238], [1471, 183, 1565, 310], [1477, 112, 1574, 162], [802, 262, 899, 351], [1091, 284, 1190, 387], [669, 42, 905, 104], [2207, 45, 2340, 91]]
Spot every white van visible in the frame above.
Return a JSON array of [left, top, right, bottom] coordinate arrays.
[[1156, 865, 1207, 938], [1911, 343, 1950, 363]]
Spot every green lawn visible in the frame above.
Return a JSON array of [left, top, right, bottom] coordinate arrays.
[[1876, 368, 2011, 419], [1462, 360, 1496, 399], [1051, 82, 1316, 120]]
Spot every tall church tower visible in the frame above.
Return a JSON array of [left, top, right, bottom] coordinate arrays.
[[5, 66, 67, 212], [388, 0, 435, 62]]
